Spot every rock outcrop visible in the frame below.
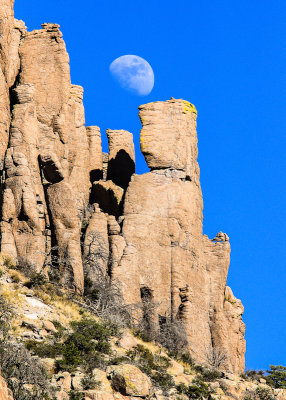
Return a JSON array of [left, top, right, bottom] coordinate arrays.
[[0, 373, 13, 400], [0, 3, 245, 373], [112, 99, 245, 373]]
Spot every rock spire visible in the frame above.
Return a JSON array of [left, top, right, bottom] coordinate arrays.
[[0, 3, 245, 372]]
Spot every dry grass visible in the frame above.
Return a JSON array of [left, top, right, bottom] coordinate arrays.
[[8, 269, 28, 284], [0, 253, 16, 269], [49, 296, 84, 327], [1, 282, 24, 307], [33, 287, 52, 305]]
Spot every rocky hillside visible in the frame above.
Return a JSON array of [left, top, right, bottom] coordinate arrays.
[[0, 262, 285, 400], [0, 0, 246, 375], [1, 1, 284, 400]]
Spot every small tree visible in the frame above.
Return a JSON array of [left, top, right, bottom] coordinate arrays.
[[157, 318, 188, 355], [0, 342, 54, 400], [266, 365, 286, 388], [205, 347, 228, 369]]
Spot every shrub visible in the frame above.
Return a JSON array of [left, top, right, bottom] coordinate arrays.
[[256, 386, 275, 400], [241, 369, 266, 381], [243, 394, 255, 400], [25, 340, 63, 359], [0, 341, 54, 400], [84, 272, 133, 335], [178, 352, 195, 367], [2, 254, 16, 269], [126, 344, 174, 392], [199, 367, 223, 382], [157, 318, 188, 355], [27, 318, 112, 373], [0, 294, 13, 340], [26, 272, 48, 288], [151, 371, 175, 391], [81, 371, 101, 390], [176, 379, 214, 399], [68, 391, 84, 400], [205, 347, 228, 369], [266, 365, 286, 388], [8, 269, 27, 284]]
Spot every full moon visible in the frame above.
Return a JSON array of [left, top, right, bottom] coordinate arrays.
[[109, 55, 154, 96]]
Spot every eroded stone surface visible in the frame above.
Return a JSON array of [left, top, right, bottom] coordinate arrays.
[[0, 374, 13, 400], [0, 1, 245, 374], [113, 100, 245, 374]]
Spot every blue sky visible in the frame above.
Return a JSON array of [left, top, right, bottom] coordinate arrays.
[[14, 0, 286, 370]]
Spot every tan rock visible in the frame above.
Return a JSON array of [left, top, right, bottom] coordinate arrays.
[[91, 180, 124, 217], [106, 129, 135, 189], [87, 126, 103, 182], [47, 181, 84, 293], [92, 369, 113, 393], [0, 0, 246, 375], [42, 320, 57, 332], [139, 99, 199, 181], [102, 153, 109, 180], [113, 99, 245, 374], [41, 358, 56, 375], [54, 371, 72, 391], [1, 21, 92, 290], [116, 331, 139, 350], [55, 391, 69, 400], [167, 360, 185, 376], [84, 207, 109, 280], [0, 373, 14, 400], [106, 364, 151, 396]]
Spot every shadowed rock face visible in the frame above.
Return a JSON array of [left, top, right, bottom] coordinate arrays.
[[0, 3, 245, 373]]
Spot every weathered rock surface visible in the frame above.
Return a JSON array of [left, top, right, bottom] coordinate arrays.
[[106, 364, 152, 396], [0, 2, 245, 374], [0, 373, 13, 400], [106, 129, 135, 190], [113, 99, 245, 373]]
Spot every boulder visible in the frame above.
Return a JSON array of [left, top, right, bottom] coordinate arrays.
[[106, 364, 151, 396]]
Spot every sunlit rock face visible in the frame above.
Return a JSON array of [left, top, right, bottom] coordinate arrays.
[[0, 2, 245, 373], [0, 372, 14, 400], [112, 99, 245, 374]]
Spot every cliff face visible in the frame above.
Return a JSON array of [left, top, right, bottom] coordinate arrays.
[[0, 374, 13, 400], [0, 4, 245, 373]]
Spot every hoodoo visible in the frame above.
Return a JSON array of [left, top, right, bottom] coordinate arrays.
[[0, 0, 245, 374]]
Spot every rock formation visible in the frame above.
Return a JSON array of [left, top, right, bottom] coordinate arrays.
[[0, 2, 245, 373], [0, 373, 13, 400]]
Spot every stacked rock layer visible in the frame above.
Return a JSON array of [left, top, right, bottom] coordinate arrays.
[[0, 1, 245, 373]]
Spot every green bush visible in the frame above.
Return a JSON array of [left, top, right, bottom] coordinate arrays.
[[25, 340, 63, 358], [81, 371, 101, 390], [151, 371, 175, 391], [176, 379, 214, 399], [68, 391, 84, 400], [27, 319, 112, 372], [26, 272, 48, 288], [177, 352, 195, 367], [199, 367, 223, 382], [127, 344, 174, 391], [256, 386, 275, 400], [266, 365, 286, 388], [0, 341, 54, 400], [241, 369, 266, 381]]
